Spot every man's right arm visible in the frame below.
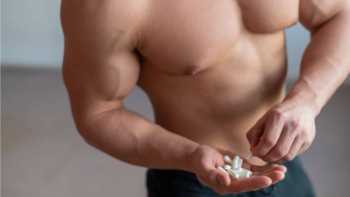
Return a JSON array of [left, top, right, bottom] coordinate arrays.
[[61, 0, 199, 171]]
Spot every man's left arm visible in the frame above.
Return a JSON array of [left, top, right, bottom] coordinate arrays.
[[292, 0, 350, 115], [247, 0, 350, 162]]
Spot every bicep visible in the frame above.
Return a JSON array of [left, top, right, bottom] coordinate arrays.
[[299, 0, 349, 30], [61, 0, 142, 123], [63, 50, 140, 118]]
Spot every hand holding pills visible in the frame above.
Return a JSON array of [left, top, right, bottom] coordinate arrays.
[[218, 155, 252, 179], [190, 145, 287, 195], [247, 99, 316, 162]]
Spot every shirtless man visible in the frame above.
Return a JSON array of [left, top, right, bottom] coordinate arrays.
[[61, 0, 350, 196]]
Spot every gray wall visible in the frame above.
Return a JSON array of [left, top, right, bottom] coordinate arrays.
[[2, 0, 63, 67], [285, 24, 310, 81], [1, 0, 348, 83]]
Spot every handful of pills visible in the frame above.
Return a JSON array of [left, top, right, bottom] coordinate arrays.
[[217, 155, 253, 179]]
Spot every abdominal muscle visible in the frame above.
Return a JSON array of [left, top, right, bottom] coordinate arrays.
[[139, 65, 287, 165], [138, 33, 288, 165]]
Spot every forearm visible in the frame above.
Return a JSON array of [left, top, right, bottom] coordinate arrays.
[[77, 107, 199, 171], [288, 7, 350, 115]]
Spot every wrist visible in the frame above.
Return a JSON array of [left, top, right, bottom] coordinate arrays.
[[179, 143, 200, 172], [285, 78, 322, 116]]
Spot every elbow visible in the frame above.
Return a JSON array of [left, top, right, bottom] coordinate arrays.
[[73, 111, 108, 147], [75, 119, 98, 147], [73, 109, 124, 148]]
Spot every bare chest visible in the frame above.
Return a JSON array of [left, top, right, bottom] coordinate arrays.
[[139, 0, 299, 74]]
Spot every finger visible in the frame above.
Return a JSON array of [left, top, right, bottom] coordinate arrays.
[[251, 163, 287, 174], [252, 114, 284, 157], [209, 168, 233, 187], [247, 116, 267, 147], [298, 141, 311, 155], [261, 170, 285, 184], [228, 176, 272, 193], [197, 168, 220, 187], [264, 126, 297, 162], [252, 166, 286, 184], [198, 170, 231, 194], [282, 136, 303, 161], [216, 168, 231, 186]]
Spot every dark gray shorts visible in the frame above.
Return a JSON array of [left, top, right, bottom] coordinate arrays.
[[146, 157, 316, 197]]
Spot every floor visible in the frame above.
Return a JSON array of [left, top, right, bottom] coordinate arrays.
[[2, 68, 350, 197]]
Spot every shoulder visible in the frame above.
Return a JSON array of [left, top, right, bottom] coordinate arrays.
[[61, 0, 150, 48], [299, 0, 349, 29]]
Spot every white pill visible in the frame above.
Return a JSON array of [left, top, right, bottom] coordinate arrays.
[[231, 168, 243, 178], [232, 156, 243, 170], [245, 170, 252, 178], [227, 169, 239, 178], [224, 155, 232, 163], [232, 171, 240, 179], [238, 169, 253, 178], [224, 165, 232, 171]]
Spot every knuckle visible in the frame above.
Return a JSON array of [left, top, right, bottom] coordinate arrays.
[[289, 119, 300, 129], [272, 109, 286, 120], [262, 137, 275, 147], [274, 147, 288, 158]]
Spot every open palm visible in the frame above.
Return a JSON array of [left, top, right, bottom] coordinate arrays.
[[190, 145, 286, 195]]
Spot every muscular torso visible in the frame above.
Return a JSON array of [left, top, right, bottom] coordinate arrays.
[[135, 0, 299, 157]]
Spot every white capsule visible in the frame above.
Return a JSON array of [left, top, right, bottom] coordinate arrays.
[[224, 165, 232, 171], [232, 156, 243, 170], [245, 170, 252, 178], [227, 169, 239, 178], [224, 155, 232, 164], [238, 169, 253, 178], [232, 170, 240, 179]]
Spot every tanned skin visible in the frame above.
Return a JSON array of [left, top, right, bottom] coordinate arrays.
[[61, 0, 350, 194]]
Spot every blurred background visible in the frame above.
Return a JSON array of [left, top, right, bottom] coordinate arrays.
[[2, 0, 349, 197]]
